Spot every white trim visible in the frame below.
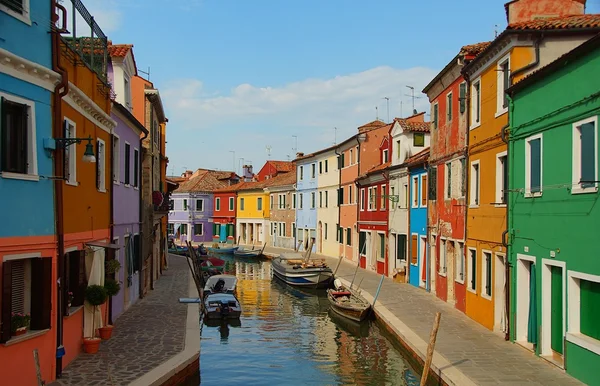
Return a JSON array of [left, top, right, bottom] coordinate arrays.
[[2, 252, 41, 262], [439, 237, 447, 277], [481, 249, 493, 300], [541, 258, 566, 359], [495, 53, 510, 118], [515, 253, 536, 345], [467, 247, 477, 293], [0, 0, 31, 25], [566, 270, 600, 354], [455, 241, 465, 284], [525, 133, 543, 198], [64, 82, 117, 134], [495, 150, 507, 206], [97, 138, 106, 193], [112, 133, 120, 185], [411, 176, 419, 208], [0, 47, 60, 91], [133, 148, 139, 189], [571, 115, 598, 194], [123, 141, 131, 187], [0, 91, 39, 178], [470, 77, 482, 130], [64, 117, 78, 186], [420, 173, 428, 208], [469, 160, 480, 207]]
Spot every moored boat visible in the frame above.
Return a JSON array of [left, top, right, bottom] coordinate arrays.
[[207, 245, 239, 255], [203, 274, 242, 319], [327, 279, 371, 322], [234, 243, 266, 259], [271, 254, 334, 289]]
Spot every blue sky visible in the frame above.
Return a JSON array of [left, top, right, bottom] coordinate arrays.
[[86, 0, 600, 176]]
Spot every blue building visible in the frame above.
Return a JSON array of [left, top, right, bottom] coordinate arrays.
[[294, 154, 318, 252], [0, 0, 59, 383], [407, 149, 430, 289]]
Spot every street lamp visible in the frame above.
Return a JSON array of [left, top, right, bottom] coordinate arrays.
[[55, 135, 96, 163]]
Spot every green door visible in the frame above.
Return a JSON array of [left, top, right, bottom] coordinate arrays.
[[550, 266, 563, 355]]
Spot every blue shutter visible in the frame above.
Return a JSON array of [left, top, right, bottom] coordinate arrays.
[[530, 138, 541, 193], [580, 123, 595, 187]]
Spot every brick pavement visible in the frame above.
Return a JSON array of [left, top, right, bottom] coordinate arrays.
[[263, 246, 583, 386], [50, 255, 190, 386]]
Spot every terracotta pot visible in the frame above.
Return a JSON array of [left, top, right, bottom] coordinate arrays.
[[98, 325, 114, 340], [13, 327, 27, 336], [83, 337, 101, 353]]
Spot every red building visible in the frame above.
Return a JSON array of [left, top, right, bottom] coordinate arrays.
[[212, 184, 240, 243], [357, 126, 393, 274], [255, 160, 294, 182], [421, 42, 489, 312]]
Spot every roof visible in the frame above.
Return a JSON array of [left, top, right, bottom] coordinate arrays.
[[393, 118, 431, 133], [145, 88, 167, 123], [111, 101, 148, 136], [358, 161, 391, 179], [294, 141, 341, 162], [507, 32, 600, 95], [461, 41, 492, 56], [107, 43, 133, 58], [405, 147, 430, 167], [262, 160, 295, 173], [358, 119, 387, 130], [264, 168, 297, 188], [174, 170, 236, 193]]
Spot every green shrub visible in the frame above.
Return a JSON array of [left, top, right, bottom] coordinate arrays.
[[84, 285, 108, 306], [104, 279, 121, 297]]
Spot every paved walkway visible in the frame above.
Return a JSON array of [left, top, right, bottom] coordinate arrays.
[[263, 246, 582, 386], [50, 255, 195, 386]]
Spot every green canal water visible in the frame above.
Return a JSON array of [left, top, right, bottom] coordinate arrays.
[[186, 257, 420, 386]]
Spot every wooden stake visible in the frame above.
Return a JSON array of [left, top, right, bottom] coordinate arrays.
[[420, 312, 442, 386], [33, 349, 44, 386]]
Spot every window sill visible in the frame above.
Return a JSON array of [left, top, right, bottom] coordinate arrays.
[[98, 189, 107, 193], [566, 332, 600, 356], [455, 277, 465, 284], [1, 172, 39, 182], [524, 192, 542, 198], [469, 204, 480, 209], [0, 7, 32, 26], [438, 271, 447, 277], [65, 180, 79, 187], [470, 122, 481, 130], [113, 181, 120, 186], [572, 186, 598, 195], [65, 305, 84, 318], [494, 203, 507, 208], [467, 287, 477, 294], [3, 328, 50, 346], [481, 293, 492, 301], [494, 109, 508, 119]]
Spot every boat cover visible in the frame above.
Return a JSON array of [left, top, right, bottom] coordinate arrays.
[[204, 274, 238, 292]]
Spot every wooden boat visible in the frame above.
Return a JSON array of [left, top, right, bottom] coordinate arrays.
[[271, 254, 334, 289], [327, 279, 371, 322], [203, 275, 242, 319], [207, 245, 239, 255], [234, 243, 266, 259]]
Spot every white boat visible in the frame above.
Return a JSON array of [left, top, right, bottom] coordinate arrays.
[[203, 275, 242, 319], [271, 254, 334, 289]]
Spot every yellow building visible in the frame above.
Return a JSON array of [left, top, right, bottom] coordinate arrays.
[[236, 180, 270, 245], [461, 0, 597, 331]]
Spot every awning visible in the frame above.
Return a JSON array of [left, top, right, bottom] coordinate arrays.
[[86, 241, 121, 250]]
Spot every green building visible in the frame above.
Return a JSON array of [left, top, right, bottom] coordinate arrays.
[[506, 34, 600, 385]]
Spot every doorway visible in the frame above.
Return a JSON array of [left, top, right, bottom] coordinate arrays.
[[494, 253, 507, 334], [516, 254, 536, 350], [542, 259, 566, 367]]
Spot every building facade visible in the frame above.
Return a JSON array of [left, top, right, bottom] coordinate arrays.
[[507, 34, 600, 383], [315, 148, 340, 257], [295, 154, 318, 251], [237, 181, 270, 245], [407, 149, 430, 288], [212, 186, 238, 243], [255, 160, 294, 182], [266, 170, 297, 249], [337, 135, 360, 262]]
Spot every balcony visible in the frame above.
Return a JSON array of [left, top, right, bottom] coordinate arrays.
[[153, 191, 171, 215]]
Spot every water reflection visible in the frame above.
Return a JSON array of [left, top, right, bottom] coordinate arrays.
[[195, 256, 419, 386]]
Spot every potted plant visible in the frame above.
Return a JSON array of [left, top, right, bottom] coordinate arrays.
[[98, 278, 121, 340], [105, 259, 121, 275], [82, 284, 108, 354], [11, 312, 31, 336]]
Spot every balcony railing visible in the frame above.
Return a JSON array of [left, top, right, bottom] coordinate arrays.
[[153, 191, 171, 214]]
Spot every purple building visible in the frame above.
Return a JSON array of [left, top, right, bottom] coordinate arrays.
[[169, 170, 239, 244], [108, 44, 147, 321]]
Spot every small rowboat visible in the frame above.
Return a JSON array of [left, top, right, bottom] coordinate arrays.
[[207, 246, 239, 255], [327, 279, 371, 322], [271, 254, 333, 289], [234, 243, 266, 259]]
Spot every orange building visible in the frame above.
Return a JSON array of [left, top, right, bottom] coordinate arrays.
[[337, 135, 360, 262]]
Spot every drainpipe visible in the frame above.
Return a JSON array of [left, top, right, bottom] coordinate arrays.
[[334, 146, 342, 257], [139, 130, 148, 299], [463, 70, 471, 309], [150, 104, 155, 291], [52, 0, 69, 378], [355, 135, 362, 264], [406, 167, 411, 285], [510, 35, 542, 84], [108, 125, 114, 325], [501, 121, 510, 342]]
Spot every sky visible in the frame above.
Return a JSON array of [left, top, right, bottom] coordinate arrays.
[[81, 0, 600, 176]]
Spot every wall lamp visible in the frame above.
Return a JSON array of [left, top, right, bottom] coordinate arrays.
[[54, 136, 96, 163]]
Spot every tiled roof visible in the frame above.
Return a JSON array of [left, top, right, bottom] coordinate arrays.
[[405, 147, 430, 166], [174, 171, 234, 193], [506, 14, 600, 31], [393, 118, 431, 133], [236, 180, 271, 192], [213, 182, 245, 193], [267, 161, 295, 173], [107, 43, 133, 58], [265, 168, 297, 188], [460, 41, 492, 56], [358, 119, 387, 130]]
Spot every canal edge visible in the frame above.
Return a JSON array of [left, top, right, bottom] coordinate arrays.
[[129, 257, 201, 386]]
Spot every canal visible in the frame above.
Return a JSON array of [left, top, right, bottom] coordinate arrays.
[[187, 257, 421, 386]]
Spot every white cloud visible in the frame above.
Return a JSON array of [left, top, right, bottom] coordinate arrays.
[[162, 65, 438, 175]]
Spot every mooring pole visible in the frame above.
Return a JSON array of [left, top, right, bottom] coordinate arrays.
[[420, 312, 442, 386], [372, 274, 385, 307]]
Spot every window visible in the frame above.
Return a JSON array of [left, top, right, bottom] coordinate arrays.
[[469, 249, 477, 291], [0, 94, 37, 176], [396, 140, 401, 159], [378, 233, 385, 261], [348, 185, 353, 204], [292, 223, 296, 238], [311, 163, 316, 178], [324, 223, 328, 240], [440, 238, 447, 274], [240, 198, 245, 210], [229, 197, 234, 211], [360, 189, 365, 211], [124, 143, 131, 185], [525, 134, 543, 197], [196, 199, 204, 211], [280, 222, 286, 237], [339, 153, 345, 168], [412, 177, 419, 207], [496, 152, 508, 205], [497, 56, 510, 114], [169, 200, 174, 210], [396, 234, 407, 262], [319, 191, 323, 208], [183, 199, 188, 210], [96, 139, 106, 192], [460, 158, 466, 198], [421, 174, 428, 207], [325, 159, 328, 173], [390, 186, 395, 206], [368, 187, 375, 210], [319, 161, 323, 174], [133, 149, 139, 188], [124, 76, 132, 107], [572, 116, 598, 194], [471, 78, 481, 128], [381, 185, 386, 210], [257, 197, 263, 210], [167, 223, 174, 234], [482, 251, 492, 298], [325, 190, 328, 208], [299, 193, 303, 209], [346, 228, 351, 246], [470, 161, 480, 206], [403, 183, 408, 208], [445, 162, 452, 199], [0, 0, 30, 24], [310, 192, 315, 208], [194, 224, 203, 235], [181, 224, 188, 235], [215, 198, 221, 211], [383, 149, 389, 163], [459, 82, 467, 114], [0, 256, 52, 342], [66, 250, 86, 312], [413, 133, 425, 147], [270, 194, 274, 210], [213, 223, 221, 237], [349, 149, 353, 165], [299, 166, 304, 180], [411, 235, 418, 265], [568, 274, 600, 347], [456, 242, 465, 283], [432, 102, 439, 130], [446, 92, 453, 122], [64, 119, 77, 185], [292, 193, 296, 209]]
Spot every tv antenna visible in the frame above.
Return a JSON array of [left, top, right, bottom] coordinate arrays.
[[292, 135, 298, 154], [138, 66, 151, 81], [405, 85, 424, 115], [334, 127, 338, 145], [266, 145, 272, 158], [376, 106, 379, 120], [383, 97, 390, 123]]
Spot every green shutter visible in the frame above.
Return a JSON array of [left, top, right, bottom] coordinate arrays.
[[580, 123, 595, 187], [433, 104, 438, 129], [398, 234, 407, 261], [459, 82, 466, 114], [530, 139, 541, 192], [359, 232, 366, 255], [428, 167, 437, 200]]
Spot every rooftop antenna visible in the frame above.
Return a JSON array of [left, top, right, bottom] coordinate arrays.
[[383, 97, 390, 123], [286, 154, 291, 161], [266, 145, 272, 159], [400, 101, 403, 118], [334, 127, 338, 145], [138, 66, 151, 81], [405, 85, 424, 115], [292, 135, 298, 154], [494, 24, 498, 38], [376, 106, 379, 120]]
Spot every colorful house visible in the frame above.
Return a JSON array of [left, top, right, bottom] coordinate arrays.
[[107, 42, 147, 319], [407, 149, 430, 288], [506, 33, 600, 382], [255, 160, 294, 182], [314, 146, 340, 256], [265, 169, 297, 249], [0, 0, 58, 383], [337, 135, 360, 262], [422, 42, 489, 311], [294, 153, 319, 251], [212, 184, 239, 243], [236, 180, 270, 245], [387, 113, 431, 281], [355, 120, 392, 270], [461, 0, 600, 332], [169, 169, 238, 244]]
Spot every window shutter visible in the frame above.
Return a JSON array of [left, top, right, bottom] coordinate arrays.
[[341, 153, 345, 168], [421, 175, 428, 205], [346, 228, 351, 246], [96, 140, 100, 189], [530, 139, 541, 192], [30, 258, 52, 330], [359, 232, 366, 255], [1, 261, 12, 343], [433, 104, 438, 129], [459, 83, 466, 114], [580, 123, 595, 187], [63, 120, 70, 180], [64, 253, 70, 314], [428, 167, 437, 200], [398, 234, 407, 261], [411, 235, 418, 265]]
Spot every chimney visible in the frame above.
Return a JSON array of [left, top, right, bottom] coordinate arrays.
[[505, 0, 585, 25], [406, 111, 425, 123], [243, 164, 254, 181], [296, 152, 304, 158]]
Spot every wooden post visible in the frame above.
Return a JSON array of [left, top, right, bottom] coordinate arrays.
[[33, 349, 44, 386], [333, 255, 344, 276], [420, 312, 442, 386]]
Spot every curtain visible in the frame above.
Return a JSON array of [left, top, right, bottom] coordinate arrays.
[[527, 262, 538, 345], [84, 247, 105, 338]]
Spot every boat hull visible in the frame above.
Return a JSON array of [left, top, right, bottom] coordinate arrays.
[[233, 250, 262, 258], [327, 288, 371, 322], [207, 246, 239, 255], [272, 258, 334, 289], [203, 292, 242, 320]]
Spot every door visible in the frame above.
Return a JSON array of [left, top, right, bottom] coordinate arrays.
[[219, 224, 227, 242], [550, 265, 563, 355]]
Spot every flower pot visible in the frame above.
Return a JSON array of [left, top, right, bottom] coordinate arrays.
[[83, 337, 101, 353], [12, 327, 27, 336], [98, 325, 114, 340]]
